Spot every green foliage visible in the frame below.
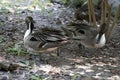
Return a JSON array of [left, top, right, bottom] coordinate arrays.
[[30, 74, 49, 80], [30, 0, 42, 7], [71, 74, 79, 80], [62, 0, 68, 4], [30, 75, 42, 80], [5, 43, 28, 56]]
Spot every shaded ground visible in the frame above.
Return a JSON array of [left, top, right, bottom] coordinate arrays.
[[0, 2, 120, 80]]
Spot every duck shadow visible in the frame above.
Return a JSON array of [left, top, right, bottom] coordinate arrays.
[[28, 43, 120, 79]]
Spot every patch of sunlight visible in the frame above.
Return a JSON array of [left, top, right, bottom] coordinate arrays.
[[93, 75, 120, 80], [1, 0, 10, 4], [108, 75, 120, 80], [0, 0, 52, 13], [0, 56, 6, 62], [95, 63, 106, 66], [30, 64, 61, 74]]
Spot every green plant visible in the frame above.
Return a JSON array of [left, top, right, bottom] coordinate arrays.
[[30, 74, 49, 80], [30, 74, 42, 80], [62, 0, 68, 4], [5, 43, 28, 56], [71, 74, 79, 80]]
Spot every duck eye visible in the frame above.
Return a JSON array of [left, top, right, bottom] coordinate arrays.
[[78, 30, 85, 34]]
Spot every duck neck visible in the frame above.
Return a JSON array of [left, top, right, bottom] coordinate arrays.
[[28, 22, 34, 34], [24, 22, 34, 40], [95, 23, 107, 45], [95, 33, 106, 46]]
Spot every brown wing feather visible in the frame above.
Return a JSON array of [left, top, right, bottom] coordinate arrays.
[[30, 28, 66, 42], [40, 27, 64, 36]]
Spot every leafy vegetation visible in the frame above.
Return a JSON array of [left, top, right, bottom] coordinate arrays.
[[71, 74, 79, 80], [30, 74, 49, 80], [5, 43, 28, 56]]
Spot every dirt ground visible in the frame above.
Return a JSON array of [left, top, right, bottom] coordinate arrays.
[[0, 3, 120, 80]]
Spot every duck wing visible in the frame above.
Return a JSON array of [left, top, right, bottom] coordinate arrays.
[[29, 29, 68, 48], [31, 31, 67, 42]]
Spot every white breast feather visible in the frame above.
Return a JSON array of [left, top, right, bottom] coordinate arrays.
[[95, 34, 106, 48], [24, 30, 31, 41]]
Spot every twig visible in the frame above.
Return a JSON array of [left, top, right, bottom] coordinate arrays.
[[106, 4, 111, 25], [88, 0, 92, 24], [89, 0, 97, 27], [106, 4, 112, 40], [106, 5, 120, 42], [100, 0, 106, 25]]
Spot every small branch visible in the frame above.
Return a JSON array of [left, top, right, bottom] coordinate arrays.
[[106, 4, 112, 41], [100, 0, 106, 25], [88, 0, 92, 24], [106, 5, 120, 42], [106, 4, 111, 25], [90, 0, 97, 27]]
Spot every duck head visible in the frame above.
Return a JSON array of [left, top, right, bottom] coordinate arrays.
[[25, 16, 35, 33], [24, 16, 35, 40]]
